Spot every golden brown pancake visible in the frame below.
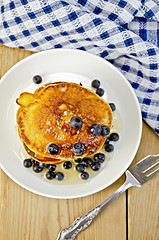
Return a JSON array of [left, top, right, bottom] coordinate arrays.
[[16, 82, 112, 163], [23, 143, 64, 164]]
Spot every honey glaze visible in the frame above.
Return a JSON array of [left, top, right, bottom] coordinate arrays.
[[21, 147, 106, 185], [20, 108, 121, 185]]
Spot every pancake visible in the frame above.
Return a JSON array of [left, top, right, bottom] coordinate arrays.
[[16, 82, 112, 163], [23, 143, 64, 164]]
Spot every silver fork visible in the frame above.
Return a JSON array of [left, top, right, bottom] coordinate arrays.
[[57, 154, 159, 240]]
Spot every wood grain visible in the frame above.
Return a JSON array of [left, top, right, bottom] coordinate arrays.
[[128, 122, 159, 240], [0, 43, 158, 240]]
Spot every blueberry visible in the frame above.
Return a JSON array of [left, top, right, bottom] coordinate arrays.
[[96, 88, 104, 97], [90, 124, 102, 135], [74, 158, 83, 163], [33, 75, 42, 84], [94, 153, 105, 163], [109, 103, 116, 111], [72, 143, 85, 156], [47, 143, 59, 155], [48, 164, 56, 172], [76, 164, 85, 172], [101, 126, 110, 136], [92, 79, 100, 88], [46, 171, 55, 180], [33, 160, 40, 166], [23, 159, 32, 168], [109, 133, 119, 142], [105, 144, 114, 152], [91, 162, 100, 171], [83, 158, 93, 167], [31, 158, 36, 164], [56, 172, 64, 181], [39, 162, 49, 168], [63, 161, 72, 169], [104, 137, 110, 145], [81, 172, 89, 180], [70, 116, 83, 129], [33, 164, 43, 173]]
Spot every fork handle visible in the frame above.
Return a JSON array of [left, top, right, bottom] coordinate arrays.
[[57, 180, 132, 240]]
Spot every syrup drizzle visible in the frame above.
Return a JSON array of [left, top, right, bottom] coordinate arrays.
[[20, 109, 121, 185]]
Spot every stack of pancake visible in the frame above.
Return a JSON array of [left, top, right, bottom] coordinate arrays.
[[16, 82, 112, 164]]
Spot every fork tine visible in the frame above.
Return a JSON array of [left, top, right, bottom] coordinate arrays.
[[135, 154, 159, 171], [146, 167, 159, 179], [143, 161, 159, 174], [128, 154, 159, 185]]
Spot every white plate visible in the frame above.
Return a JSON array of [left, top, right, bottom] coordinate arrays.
[[0, 49, 142, 199]]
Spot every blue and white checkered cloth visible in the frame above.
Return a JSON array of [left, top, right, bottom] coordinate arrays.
[[0, 0, 159, 135]]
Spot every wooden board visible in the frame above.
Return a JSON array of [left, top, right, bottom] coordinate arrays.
[[128, 123, 159, 240], [0, 43, 158, 240]]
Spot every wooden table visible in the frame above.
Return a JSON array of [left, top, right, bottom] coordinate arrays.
[[0, 44, 158, 240]]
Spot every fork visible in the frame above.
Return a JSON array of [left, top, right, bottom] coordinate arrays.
[[57, 154, 159, 240]]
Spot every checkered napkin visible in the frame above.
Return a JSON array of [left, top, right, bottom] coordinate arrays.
[[0, 0, 159, 135]]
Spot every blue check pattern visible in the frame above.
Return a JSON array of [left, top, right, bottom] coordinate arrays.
[[0, 0, 159, 134]]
